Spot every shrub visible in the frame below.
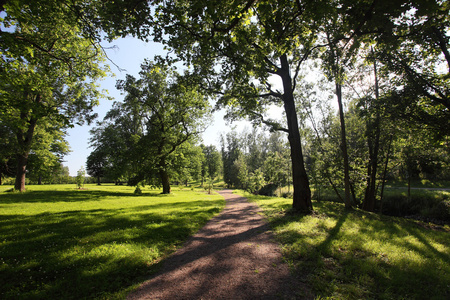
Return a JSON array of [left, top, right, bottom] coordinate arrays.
[[382, 191, 450, 223], [281, 191, 293, 198], [76, 167, 85, 189], [258, 183, 278, 196]]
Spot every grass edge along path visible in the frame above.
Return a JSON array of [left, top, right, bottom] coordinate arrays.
[[237, 190, 450, 300], [0, 184, 225, 299]]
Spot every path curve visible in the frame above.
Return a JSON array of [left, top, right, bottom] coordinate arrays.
[[127, 189, 310, 299]]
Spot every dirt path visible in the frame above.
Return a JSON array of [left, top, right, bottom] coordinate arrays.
[[127, 189, 311, 300]]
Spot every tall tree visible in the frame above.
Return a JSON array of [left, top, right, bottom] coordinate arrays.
[[90, 99, 146, 185], [86, 147, 107, 185], [202, 145, 222, 180], [0, 1, 108, 191], [375, 3, 450, 137], [98, 0, 334, 212], [221, 132, 242, 189], [26, 124, 70, 185], [322, 29, 354, 210], [360, 50, 383, 211], [111, 60, 210, 193]]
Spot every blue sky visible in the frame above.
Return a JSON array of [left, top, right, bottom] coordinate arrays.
[[64, 36, 254, 176]]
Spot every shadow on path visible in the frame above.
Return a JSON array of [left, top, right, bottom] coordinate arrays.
[[127, 189, 312, 300]]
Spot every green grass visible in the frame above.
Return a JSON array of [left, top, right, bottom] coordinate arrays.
[[0, 184, 225, 299], [238, 191, 450, 300], [385, 179, 450, 189]]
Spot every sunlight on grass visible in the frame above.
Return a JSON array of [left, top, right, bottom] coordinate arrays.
[[239, 191, 450, 300], [0, 184, 224, 299]]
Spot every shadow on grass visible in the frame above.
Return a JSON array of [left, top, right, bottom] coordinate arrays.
[[0, 189, 169, 204], [259, 200, 450, 299], [0, 198, 223, 299]]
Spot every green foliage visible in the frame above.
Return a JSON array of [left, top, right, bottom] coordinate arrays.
[[235, 154, 249, 190], [201, 144, 222, 181], [247, 168, 266, 194], [89, 60, 211, 192], [221, 129, 291, 191], [374, 2, 450, 135], [86, 147, 106, 184], [221, 131, 242, 188], [205, 176, 214, 195], [0, 184, 225, 299], [0, 0, 109, 191], [259, 183, 279, 197], [75, 166, 85, 189], [134, 183, 143, 195], [263, 151, 290, 188], [240, 191, 450, 300], [382, 189, 450, 222], [97, 0, 320, 211]]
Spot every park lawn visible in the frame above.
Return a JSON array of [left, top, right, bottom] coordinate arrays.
[[0, 184, 225, 299], [239, 191, 450, 300]]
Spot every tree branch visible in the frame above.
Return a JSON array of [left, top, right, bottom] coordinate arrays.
[[249, 111, 289, 133], [209, 0, 257, 39], [432, 26, 450, 74]]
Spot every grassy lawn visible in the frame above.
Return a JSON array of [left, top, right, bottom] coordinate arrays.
[[0, 184, 225, 299], [239, 191, 450, 300], [385, 179, 450, 189]]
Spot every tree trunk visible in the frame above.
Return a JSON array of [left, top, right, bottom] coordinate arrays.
[[327, 173, 344, 203], [407, 173, 411, 200], [160, 168, 171, 194], [159, 157, 171, 194], [336, 83, 353, 210], [350, 181, 359, 207], [15, 152, 28, 191], [14, 110, 38, 192], [363, 50, 381, 212], [97, 176, 101, 185], [363, 116, 381, 211], [279, 54, 312, 213], [379, 134, 393, 214]]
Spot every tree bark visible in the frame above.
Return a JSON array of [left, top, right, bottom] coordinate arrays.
[[363, 52, 381, 212], [15, 152, 29, 191], [160, 168, 171, 194], [336, 82, 353, 210], [363, 113, 380, 211], [14, 110, 38, 192], [379, 134, 393, 214], [159, 157, 171, 194], [279, 54, 312, 213], [363, 120, 381, 212]]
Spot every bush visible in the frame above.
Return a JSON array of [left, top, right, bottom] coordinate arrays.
[[76, 167, 85, 189], [420, 200, 450, 221], [134, 186, 142, 195], [247, 169, 265, 194], [382, 191, 450, 223], [281, 191, 293, 198], [258, 183, 278, 196]]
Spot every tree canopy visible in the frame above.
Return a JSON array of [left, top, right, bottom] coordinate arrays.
[[89, 60, 211, 193], [0, 0, 109, 190]]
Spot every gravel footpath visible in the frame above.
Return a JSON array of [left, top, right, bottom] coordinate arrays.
[[127, 189, 311, 299]]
